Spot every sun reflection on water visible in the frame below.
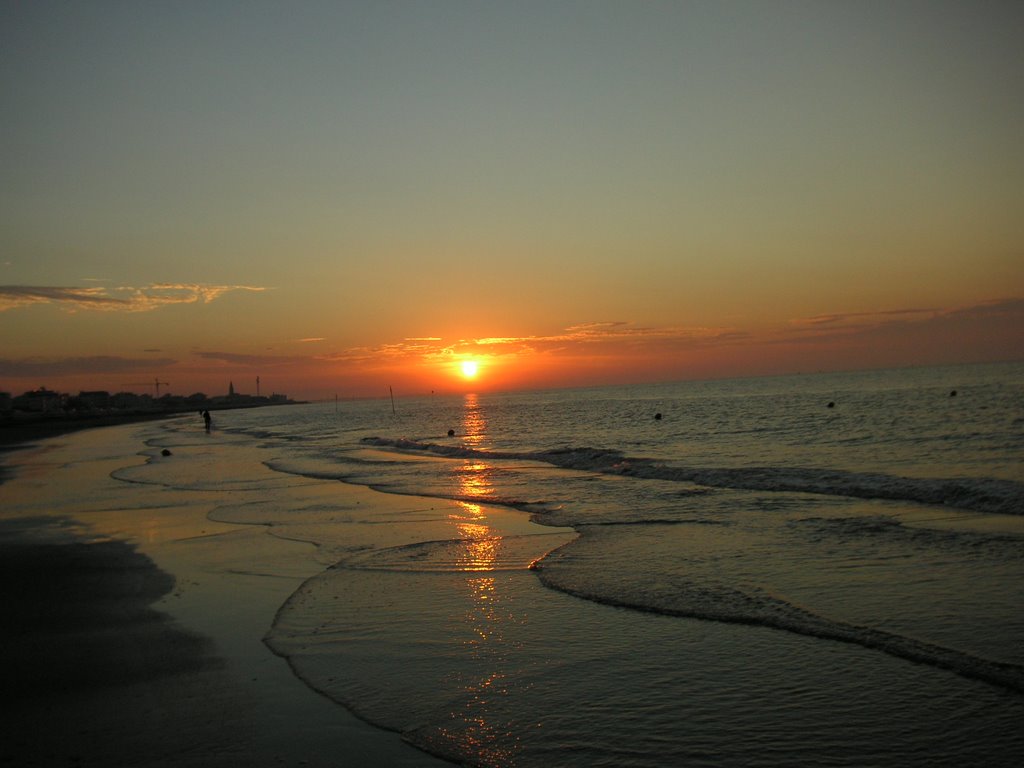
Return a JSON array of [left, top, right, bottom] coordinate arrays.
[[440, 394, 522, 766], [460, 392, 487, 447], [451, 472, 499, 572], [450, 394, 500, 572]]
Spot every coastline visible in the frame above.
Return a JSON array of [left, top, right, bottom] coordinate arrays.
[[0, 400, 307, 449], [0, 419, 450, 767]]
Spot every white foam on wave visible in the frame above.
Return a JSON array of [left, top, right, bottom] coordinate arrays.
[[361, 437, 1024, 516], [534, 511, 1024, 695]]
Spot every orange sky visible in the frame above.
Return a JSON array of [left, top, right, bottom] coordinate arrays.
[[2, 3, 1022, 400]]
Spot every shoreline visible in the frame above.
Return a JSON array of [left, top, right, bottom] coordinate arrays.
[[0, 413, 190, 486], [0, 401, 307, 448], [0, 420, 450, 767]]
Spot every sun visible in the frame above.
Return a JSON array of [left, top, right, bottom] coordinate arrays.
[[460, 359, 479, 379]]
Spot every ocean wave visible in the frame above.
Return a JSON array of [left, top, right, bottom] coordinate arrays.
[[360, 437, 1024, 516], [340, 533, 572, 574], [534, 543, 1024, 695], [791, 515, 1024, 556], [263, 455, 561, 519]]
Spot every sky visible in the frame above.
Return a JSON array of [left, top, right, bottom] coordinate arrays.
[[2, 0, 1022, 400]]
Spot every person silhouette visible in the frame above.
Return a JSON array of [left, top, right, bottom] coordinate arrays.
[[202, 410, 211, 432]]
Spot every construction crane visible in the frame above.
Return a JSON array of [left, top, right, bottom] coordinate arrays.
[[126, 378, 170, 396]]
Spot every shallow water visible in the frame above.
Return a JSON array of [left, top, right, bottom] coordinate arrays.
[[147, 362, 1024, 766]]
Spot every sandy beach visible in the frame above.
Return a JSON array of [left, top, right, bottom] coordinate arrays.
[[0, 418, 451, 767]]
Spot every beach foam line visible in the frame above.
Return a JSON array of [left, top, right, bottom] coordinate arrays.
[[535, 538, 1024, 695], [361, 436, 1024, 516]]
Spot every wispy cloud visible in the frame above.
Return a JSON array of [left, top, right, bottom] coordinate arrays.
[[0, 286, 126, 311], [312, 300, 1022, 381], [0, 283, 267, 312], [782, 299, 1024, 345], [466, 322, 748, 355], [195, 351, 309, 367], [789, 307, 939, 329], [0, 355, 177, 378], [316, 322, 746, 366], [945, 297, 1024, 319]]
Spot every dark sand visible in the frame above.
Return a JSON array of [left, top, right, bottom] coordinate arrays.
[[0, 412, 184, 449], [0, 522, 267, 767]]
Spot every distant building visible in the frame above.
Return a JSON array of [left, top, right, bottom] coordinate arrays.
[[78, 391, 112, 410], [111, 391, 151, 410], [15, 388, 63, 413], [2, 385, 296, 423]]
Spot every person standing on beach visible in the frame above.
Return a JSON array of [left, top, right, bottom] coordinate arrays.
[[202, 410, 211, 432]]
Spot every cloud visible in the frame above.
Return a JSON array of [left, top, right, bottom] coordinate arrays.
[[469, 323, 747, 356], [789, 307, 939, 329], [0, 283, 266, 312], [195, 351, 309, 367], [316, 322, 747, 367], [943, 297, 1024, 320], [0, 286, 129, 311], [315, 301, 1021, 380], [0, 355, 177, 378], [775, 304, 1024, 357], [788, 299, 1022, 335]]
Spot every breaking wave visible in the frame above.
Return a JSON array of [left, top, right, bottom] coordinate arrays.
[[360, 437, 1024, 517]]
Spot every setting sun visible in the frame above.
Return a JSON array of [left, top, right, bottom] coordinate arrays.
[[460, 360, 479, 379]]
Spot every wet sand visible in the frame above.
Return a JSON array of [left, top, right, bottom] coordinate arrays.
[[1, 530, 249, 767], [0, 412, 183, 449], [0, 421, 450, 767]]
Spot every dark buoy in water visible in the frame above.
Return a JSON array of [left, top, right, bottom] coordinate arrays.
[[950, 390, 957, 397], [654, 413, 662, 421], [827, 401, 835, 409], [447, 429, 455, 437], [161, 448, 172, 456]]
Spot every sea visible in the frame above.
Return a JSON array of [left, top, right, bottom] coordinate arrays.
[[159, 361, 1024, 767]]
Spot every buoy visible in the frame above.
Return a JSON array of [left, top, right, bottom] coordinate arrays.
[[827, 402, 835, 408], [161, 448, 172, 456], [447, 429, 455, 437], [654, 413, 662, 421], [950, 390, 957, 397]]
